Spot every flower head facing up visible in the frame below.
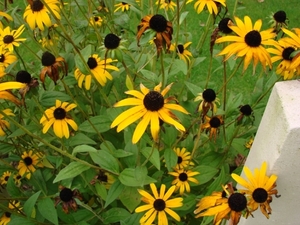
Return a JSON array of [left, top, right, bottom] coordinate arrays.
[[23, 0, 61, 31], [193, 0, 226, 15], [173, 147, 194, 170], [74, 54, 118, 90], [55, 186, 83, 214], [195, 89, 220, 117], [114, 2, 130, 12], [170, 42, 192, 63], [0, 201, 22, 225], [0, 25, 26, 52], [215, 16, 276, 72], [0, 48, 17, 77], [90, 170, 115, 189], [111, 83, 189, 144], [0, 109, 14, 136], [17, 150, 44, 179], [89, 16, 102, 27], [135, 183, 183, 225], [201, 115, 224, 140], [231, 162, 279, 218], [169, 169, 199, 195], [0, 171, 11, 185], [40, 100, 78, 139], [137, 14, 173, 56], [156, 0, 177, 11]]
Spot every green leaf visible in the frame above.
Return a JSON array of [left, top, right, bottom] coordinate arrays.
[[169, 59, 187, 76], [72, 144, 97, 156], [95, 183, 107, 201], [75, 45, 92, 75], [206, 165, 228, 195], [104, 180, 125, 208], [185, 81, 203, 97], [179, 11, 189, 24], [37, 197, 58, 225], [119, 186, 141, 212], [141, 147, 160, 170], [6, 176, 21, 197], [102, 208, 131, 224], [192, 165, 219, 185], [68, 133, 97, 146], [164, 148, 177, 172], [89, 151, 120, 174], [24, 191, 41, 218], [125, 74, 134, 90], [119, 168, 156, 187], [79, 115, 111, 133], [39, 91, 71, 107], [9, 215, 36, 225], [176, 194, 196, 211], [111, 149, 133, 158], [53, 162, 90, 183]]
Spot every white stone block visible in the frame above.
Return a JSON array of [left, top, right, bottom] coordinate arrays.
[[236, 80, 300, 225]]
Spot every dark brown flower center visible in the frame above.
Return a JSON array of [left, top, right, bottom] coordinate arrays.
[[122, 2, 128, 4], [240, 104, 252, 116], [3, 35, 14, 44], [87, 57, 98, 69], [31, 0, 44, 11], [228, 193, 247, 212], [177, 156, 183, 164], [179, 172, 188, 181], [149, 14, 167, 32], [42, 51, 56, 66], [176, 44, 184, 54], [16, 70, 32, 84], [0, 54, 5, 62], [97, 174, 108, 182], [54, 107, 66, 119], [218, 18, 233, 34], [209, 117, 221, 128], [252, 188, 268, 203], [4, 176, 9, 181], [282, 47, 295, 61], [143, 91, 164, 111], [203, 89, 216, 102], [104, 33, 121, 49], [274, 10, 286, 23], [153, 199, 166, 211], [244, 30, 262, 47], [16, 175, 21, 179], [60, 188, 73, 202], [24, 156, 33, 166], [5, 212, 11, 217]]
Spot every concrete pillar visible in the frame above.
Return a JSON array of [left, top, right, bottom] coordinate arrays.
[[237, 80, 300, 225]]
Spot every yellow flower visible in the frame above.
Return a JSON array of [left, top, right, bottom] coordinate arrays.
[[40, 100, 78, 139], [111, 83, 189, 144], [23, 0, 61, 31], [135, 183, 183, 225], [0, 25, 26, 52], [281, 28, 300, 71], [114, 2, 130, 12], [91, 170, 115, 189], [170, 42, 192, 63], [0, 171, 11, 185], [231, 162, 279, 218], [173, 147, 194, 170], [0, 48, 17, 78], [201, 115, 224, 140], [89, 16, 103, 27], [17, 150, 44, 179], [0, 109, 14, 136], [156, 0, 177, 11], [0, 11, 13, 29], [0, 81, 26, 105], [215, 16, 276, 72], [245, 137, 254, 149], [74, 54, 118, 90], [194, 88, 220, 116], [169, 169, 199, 195], [0, 201, 21, 225], [193, 0, 226, 15]]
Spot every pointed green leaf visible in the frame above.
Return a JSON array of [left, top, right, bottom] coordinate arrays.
[[53, 162, 90, 183], [37, 197, 58, 225]]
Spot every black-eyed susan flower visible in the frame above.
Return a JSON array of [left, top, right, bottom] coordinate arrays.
[[0, 81, 26, 105], [194, 183, 248, 225], [0, 25, 26, 52], [0, 11, 13, 29], [90, 170, 115, 189], [193, 0, 226, 15], [0, 109, 14, 136], [114, 2, 130, 12], [17, 150, 44, 179], [135, 183, 183, 225], [156, 0, 177, 11], [201, 115, 223, 140], [23, 0, 61, 31], [39, 34, 58, 49], [137, 14, 173, 56], [231, 162, 279, 218], [13, 173, 22, 186], [218, 17, 233, 34], [270, 10, 288, 32], [215, 16, 276, 72], [170, 42, 192, 64], [111, 83, 189, 144], [0, 171, 11, 185], [0, 201, 22, 225], [55, 186, 83, 214], [245, 137, 254, 149], [104, 33, 121, 50], [237, 104, 254, 123], [267, 39, 300, 79], [40, 51, 67, 89], [97, 1, 109, 12], [89, 15, 103, 27], [194, 89, 220, 117], [40, 100, 78, 139], [169, 169, 199, 195], [0, 48, 17, 77], [74, 54, 118, 90], [173, 147, 194, 170], [16, 70, 39, 99]]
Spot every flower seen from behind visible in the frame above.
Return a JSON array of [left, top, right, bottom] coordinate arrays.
[[135, 183, 183, 225], [169, 169, 199, 195], [17, 150, 44, 179], [215, 16, 276, 72], [156, 0, 177, 11], [231, 162, 279, 218], [193, 0, 226, 15], [0, 25, 26, 52], [111, 83, 189, 144], [170, 42, 192, 63], [40, 100, 78, 139], [74, 54, 118, 90], [23, 0, 61, 31], [173, 147, 194, 170], [0, 109, 14, 136]]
